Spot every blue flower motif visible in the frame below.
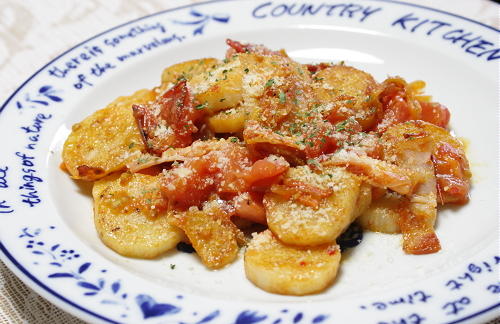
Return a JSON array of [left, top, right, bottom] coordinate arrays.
[[173, 9, 230, 35], [312, 314, 329, 323], [20, 227, 133, 318], [235, 310, 268, 324], [135, 294, 181, 319], [16, 85, 63, 109], [293, 312, 303, 323], [179, 310, 221, 324], [18, 226, 336, 322]]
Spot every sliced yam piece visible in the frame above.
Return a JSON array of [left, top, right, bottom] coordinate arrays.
[[357, 192, 401, 234], [190, 53, 313, 124], [93, 172, 183, 259], [169, 199, 244, 269], [315, 65, 377, 98], [239, 55, 315, 129], [207, 107, 246, 133], [313, 65, 378, 130], [189, 57, 245, 113], [63, 89, 156, 180], [352, 182, 372, 219], [244, 230, 341, 296], [264, 166, 361, 246], [160, 58, 220, 92]]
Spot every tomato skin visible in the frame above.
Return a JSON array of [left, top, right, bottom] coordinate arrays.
[[420, 101, 450, 128], [225, 39, 285, 57], [216, 145, 253, 194], [133, 80, 204, 155], [159, 80, 204, 136], [303, 122, 340, 159], [136, 164, 164, 176], [373, 79, 452, 132], [244, 157, 289, 190], [375, 82, 412, 133], [305, 62, 332, 74], [161, 157, 216, 209], [161, 144, 289, 212], [234, 192, 267, 224], [432, 143, 470, 204]]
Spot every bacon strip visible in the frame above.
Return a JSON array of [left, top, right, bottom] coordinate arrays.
[[398, 199, 441, 255], [321, 151, 416, 195]]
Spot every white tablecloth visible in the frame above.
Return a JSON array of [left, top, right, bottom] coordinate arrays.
[[0, 0, 498, 323]]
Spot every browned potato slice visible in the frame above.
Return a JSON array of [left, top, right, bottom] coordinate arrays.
[[314, 65, 378, 130], [93, 172, 183, 258], [357, 192, 402, 234], [169, 199, 244, 269], [353, 182, 372, 218], [159, 58, 220, 92], [244, 230, 341, 295], [316, 65, 376, 97], [62, 89, 156, 180], [265, 166, 362, 246], [189, 58, 245, 113], [190, 53, 313, 124], [239, 54, 314, 129], [207, 107, 246, 133]]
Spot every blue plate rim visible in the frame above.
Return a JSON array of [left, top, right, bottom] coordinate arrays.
[[0, 0, 498, 322]]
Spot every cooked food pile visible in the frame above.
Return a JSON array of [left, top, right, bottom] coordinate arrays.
[[62, 40, 471, 295]]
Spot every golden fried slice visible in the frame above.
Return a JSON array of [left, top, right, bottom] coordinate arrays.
[[239, 54, 314, 130], [160, 58, 220, 92], [357, 192, 402, 234], [265, 166, 361, 246], [93, 172, 183, 259], [62, 89, 156, 181], [190, 53, 313, 125], [169, 199, 244, 269], [314, 65, 378, 130], [352, 182, 372, 218], [189, 57, 245, 113], [244, 230, 341, 295], [207, 107, 246, 133]]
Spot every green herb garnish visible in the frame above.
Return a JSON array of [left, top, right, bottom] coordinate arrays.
[[195, 102, 208, 110], [335, 120, 349, 131], [279, 91, 286, 104], [265, 79, 275, 88]]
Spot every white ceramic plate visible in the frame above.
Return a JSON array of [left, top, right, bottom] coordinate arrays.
[[1, 0, 498, 323]]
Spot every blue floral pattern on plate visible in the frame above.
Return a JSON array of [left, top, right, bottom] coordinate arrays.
[[16, 85, 63, 110], [19, 226, 331, 323], [173, 9, 230, 35]]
